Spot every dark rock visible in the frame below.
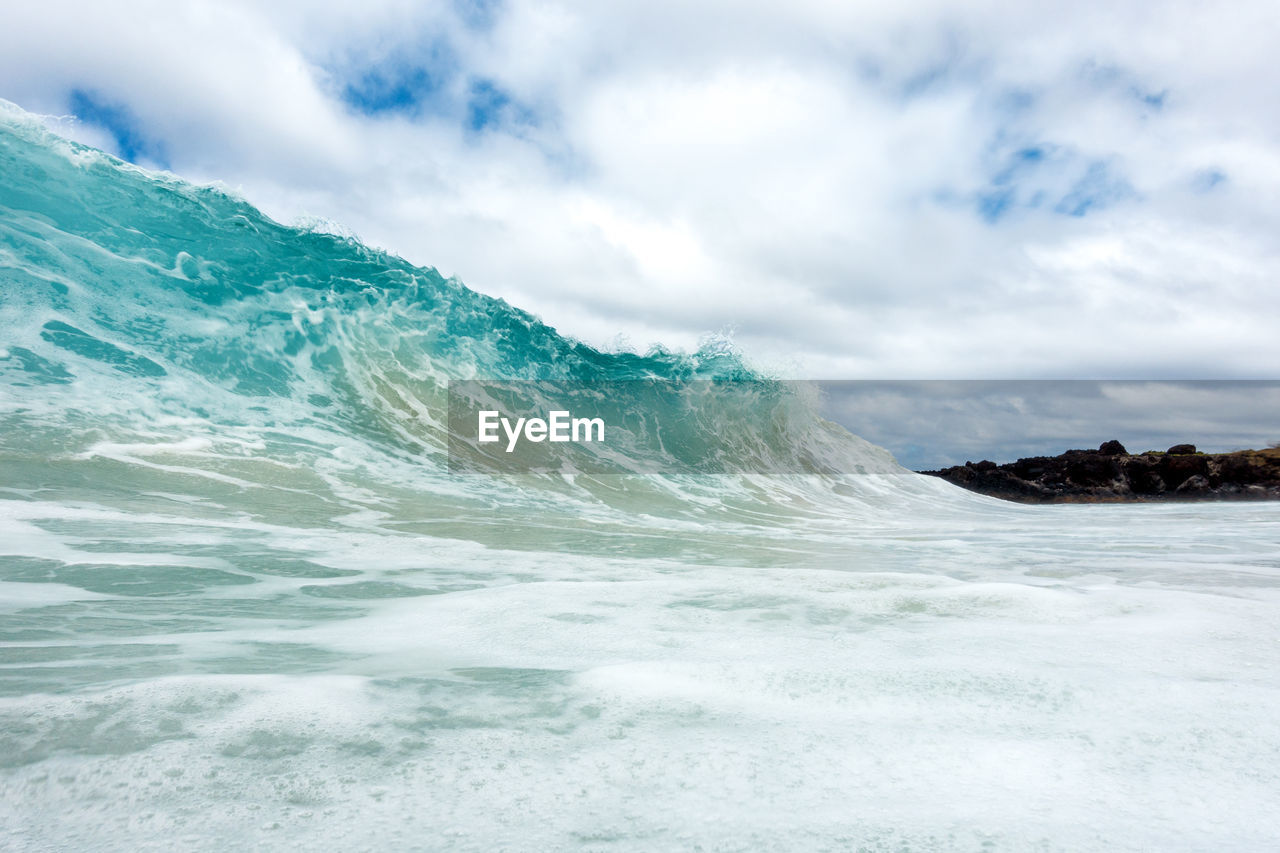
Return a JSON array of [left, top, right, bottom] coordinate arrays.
[[918, 444, 1280, 503], [1066, 454, 1121, 486], [1160, 454, 1208, 489], [1217, 454, 1265, 485], [1123, 456, 1166, 494], [1011, 458, 1048, 479], [1175, 474, 1210, 493]]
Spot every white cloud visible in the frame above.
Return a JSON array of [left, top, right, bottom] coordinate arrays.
[[2, 0, 1277, 378]]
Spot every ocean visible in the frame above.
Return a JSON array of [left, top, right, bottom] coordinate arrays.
[[2, 101, 1279, 851]]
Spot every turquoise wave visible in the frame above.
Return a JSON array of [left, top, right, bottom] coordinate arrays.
[[0, 100, 901, 495]]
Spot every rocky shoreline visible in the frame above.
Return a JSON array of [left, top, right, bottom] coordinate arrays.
[[919, 442, 1280, 503]]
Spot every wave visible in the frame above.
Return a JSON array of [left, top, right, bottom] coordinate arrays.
[[0, 98, 934, 537]]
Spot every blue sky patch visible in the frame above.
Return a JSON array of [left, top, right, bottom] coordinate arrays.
[[466, 79, 536, 133], [467, 80, 510, 131], [68, 89, 168, 167], [1136, 88, 1167, 109], [334, 48, 535, 136], [972, 141, 1133, 223], [977, 188, 1015, 222], [341, 64, 446, 116], [1192, 168, 1227, 192], [976, 144, 1053, 221], [452, 0, 502, 30], [902, 61, 955, 98], [335, 35, 460, 118], [1054, 161, 1133, 217]]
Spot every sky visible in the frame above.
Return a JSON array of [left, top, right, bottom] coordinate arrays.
[[2, 0, 1278, 392], [818, 381, 1280, 469]]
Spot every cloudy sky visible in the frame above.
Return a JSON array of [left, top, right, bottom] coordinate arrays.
[[818, 381, 1280, 468], [2, 0, 1278, 384]]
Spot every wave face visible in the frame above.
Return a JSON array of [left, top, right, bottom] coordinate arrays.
[[0, 100, 913, 532], [3, 103, 1280, 851]]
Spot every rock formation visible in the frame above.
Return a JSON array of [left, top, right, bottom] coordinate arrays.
[[920, 442, 1280, 502]]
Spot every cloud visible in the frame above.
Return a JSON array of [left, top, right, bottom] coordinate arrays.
[[2, 0, 1278, 382], [66, 89, 170, 168]]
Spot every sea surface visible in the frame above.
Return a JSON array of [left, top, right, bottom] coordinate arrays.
[[2, 102, 1279, 851]]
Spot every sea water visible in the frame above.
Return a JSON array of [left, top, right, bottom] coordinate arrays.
[[2, 101, 1279, 851]]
